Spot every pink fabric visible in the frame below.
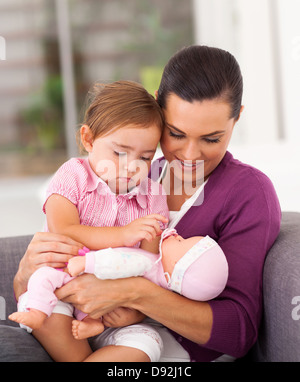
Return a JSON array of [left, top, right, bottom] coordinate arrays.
[[85, 252, 95, 274], [158, 229, 228, 301], [25, 266, 74, 317], [179, 239, 228, 301], [24, 266, 87, 321], [43, 158, 169, 239]]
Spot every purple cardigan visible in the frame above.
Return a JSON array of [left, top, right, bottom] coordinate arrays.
[[150, 151, 281, 361]]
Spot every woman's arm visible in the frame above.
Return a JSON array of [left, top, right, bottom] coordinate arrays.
[[45, 194, 167, 250], [55, 274, 213, 344], [130, 278, 213, 344]]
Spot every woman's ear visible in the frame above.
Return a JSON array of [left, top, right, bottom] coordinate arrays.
[[235, 105, 244, 122], [80, 125, 94, 152], [154, 90, 158, 100]]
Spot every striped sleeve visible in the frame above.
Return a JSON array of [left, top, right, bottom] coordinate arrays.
[[42, 158, 87, 214]]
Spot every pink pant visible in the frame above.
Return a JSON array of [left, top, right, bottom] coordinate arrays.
[[23, 266, 87, 320]]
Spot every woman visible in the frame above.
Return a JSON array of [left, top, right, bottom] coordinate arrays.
[[13, 45, 281, 362]]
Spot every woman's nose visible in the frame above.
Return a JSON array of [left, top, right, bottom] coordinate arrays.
[[181, 141, 200, 161]]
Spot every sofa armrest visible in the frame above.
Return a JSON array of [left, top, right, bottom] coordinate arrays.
[[253, 212, 300, 361], [0, 235, 33, 326]]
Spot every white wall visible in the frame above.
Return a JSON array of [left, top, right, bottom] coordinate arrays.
[[276, 0, 300, 142], [193, 0, 300, 145], [192, 0, 300, 212]]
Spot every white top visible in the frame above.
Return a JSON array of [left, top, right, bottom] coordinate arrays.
[[157, 161, 208, 229]]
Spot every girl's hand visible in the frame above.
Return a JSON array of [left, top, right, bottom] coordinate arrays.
[[14, 232, 84, 299], [102, 307, 146, 328], [120, 214, 168, 247]]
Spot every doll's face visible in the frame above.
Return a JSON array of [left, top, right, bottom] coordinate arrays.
[[161, 234, 204, 262]]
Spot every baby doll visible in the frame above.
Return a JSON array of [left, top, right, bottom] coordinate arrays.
[[9, 228, 228, 339], [67, 228, 228, 339]]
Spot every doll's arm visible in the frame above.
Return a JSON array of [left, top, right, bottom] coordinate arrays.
[[68, 249, 154, 280]]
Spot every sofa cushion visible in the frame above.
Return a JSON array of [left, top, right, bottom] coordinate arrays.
[[253, 212, 300, 361], [0, 325, 52, 361], [0, 235, 33, 327]]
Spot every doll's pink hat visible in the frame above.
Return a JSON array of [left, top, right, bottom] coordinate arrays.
[[160, 229, 228, 301]]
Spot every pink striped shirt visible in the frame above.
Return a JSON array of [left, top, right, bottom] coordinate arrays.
[[43, 158, 169, 246]]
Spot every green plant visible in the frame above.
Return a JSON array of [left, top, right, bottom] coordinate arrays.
[[123, 0, 193, 94], [21, 75, 65, 151]]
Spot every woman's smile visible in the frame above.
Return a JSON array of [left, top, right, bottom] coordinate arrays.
[[174, 156, 204, 171]]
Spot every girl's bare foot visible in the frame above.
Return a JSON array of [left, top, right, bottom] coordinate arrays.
[[9, 309, 47, 330], [72, 318, 104, 340]]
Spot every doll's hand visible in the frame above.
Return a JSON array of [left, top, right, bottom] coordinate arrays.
[[102, 307, 146, 328], [120, 214, 168, 247], [67, 256, 86, 276]]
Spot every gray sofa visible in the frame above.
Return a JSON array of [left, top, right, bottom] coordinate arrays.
[[0, 211, 300, 362]]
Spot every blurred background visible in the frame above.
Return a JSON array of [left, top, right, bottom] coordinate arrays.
[[0, 0, 299, 237]]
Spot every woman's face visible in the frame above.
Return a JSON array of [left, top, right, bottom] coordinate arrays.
[[160, 93, 242, 181]]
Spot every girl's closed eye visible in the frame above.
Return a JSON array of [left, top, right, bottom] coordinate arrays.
[[114, 151, 127, 157]]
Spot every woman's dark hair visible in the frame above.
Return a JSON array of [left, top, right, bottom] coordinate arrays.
[[157, 45, 243, 121]]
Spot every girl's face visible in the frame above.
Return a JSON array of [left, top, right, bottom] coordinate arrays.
[[81, 124, 161, 194], [160, 93, 242, 182]]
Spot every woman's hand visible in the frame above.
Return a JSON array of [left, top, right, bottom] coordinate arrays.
[[14, 232, 84, 299], [55, 274, 139, 319], [102, 307, 146, 328]]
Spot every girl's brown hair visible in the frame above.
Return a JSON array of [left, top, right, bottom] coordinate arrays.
[[79, 80, 164, 150]]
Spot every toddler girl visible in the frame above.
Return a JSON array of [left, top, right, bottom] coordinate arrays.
[[10, 80, 169, 362]]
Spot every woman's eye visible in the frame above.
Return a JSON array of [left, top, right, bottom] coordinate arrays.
[[169, 130, 184, 140], [140, 156, 151, 161], [203, 137, 221, 144]]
